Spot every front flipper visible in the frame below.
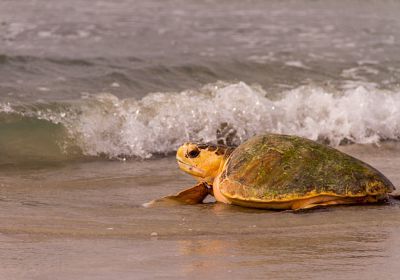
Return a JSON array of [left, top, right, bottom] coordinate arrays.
[[143, 182, 211, 207]]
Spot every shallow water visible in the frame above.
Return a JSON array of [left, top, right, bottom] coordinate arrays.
[[1, 144, 400, 280]]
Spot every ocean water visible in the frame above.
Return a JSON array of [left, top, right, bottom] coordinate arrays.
[[1, 0, 400, 164], [1, 0, 400, 279]]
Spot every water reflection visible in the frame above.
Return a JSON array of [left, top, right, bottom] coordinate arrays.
[[175, 211, 395, 279]]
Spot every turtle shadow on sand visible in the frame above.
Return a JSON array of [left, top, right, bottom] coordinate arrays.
[[145, 195, 400, 215]]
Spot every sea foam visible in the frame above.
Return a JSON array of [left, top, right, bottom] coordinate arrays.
[[2, 82, 400, 159]]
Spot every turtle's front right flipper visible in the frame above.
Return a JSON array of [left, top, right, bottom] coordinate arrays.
[[143, 182, 211, 207]]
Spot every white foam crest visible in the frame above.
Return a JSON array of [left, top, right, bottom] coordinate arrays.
[[0, 102, 14, 113], [274, 85, 400, 145], [28, 82, 400, 159]]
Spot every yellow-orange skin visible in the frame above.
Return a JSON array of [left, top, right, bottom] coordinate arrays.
[[176, 143, 224, 184], [176, 135, 394, 210]]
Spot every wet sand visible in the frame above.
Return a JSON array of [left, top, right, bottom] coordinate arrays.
[[1, 144, 400, 280]]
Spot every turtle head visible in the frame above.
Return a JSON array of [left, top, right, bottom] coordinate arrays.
[[176, 142, 234, 183]]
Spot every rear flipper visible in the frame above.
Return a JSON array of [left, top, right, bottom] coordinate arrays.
[[389, 194, 400, 200], [143, 182, 211, 207]]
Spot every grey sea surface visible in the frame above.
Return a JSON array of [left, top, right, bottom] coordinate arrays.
[[1, 0, 400, 103], [1, 0, 400, 160], [1, 144, 400, 280]]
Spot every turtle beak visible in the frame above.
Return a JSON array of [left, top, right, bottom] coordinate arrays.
[[177, 159, 206, 178]]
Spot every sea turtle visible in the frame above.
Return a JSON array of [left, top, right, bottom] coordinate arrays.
[[150, 134, 395, 210]]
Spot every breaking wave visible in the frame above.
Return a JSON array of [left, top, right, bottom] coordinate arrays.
[[1, 81, 400, 162]]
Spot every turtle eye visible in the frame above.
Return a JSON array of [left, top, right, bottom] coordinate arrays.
[[187, 149, 200, 158]]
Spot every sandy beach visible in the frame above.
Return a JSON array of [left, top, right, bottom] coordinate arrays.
[[1, 144, 400, 279]]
